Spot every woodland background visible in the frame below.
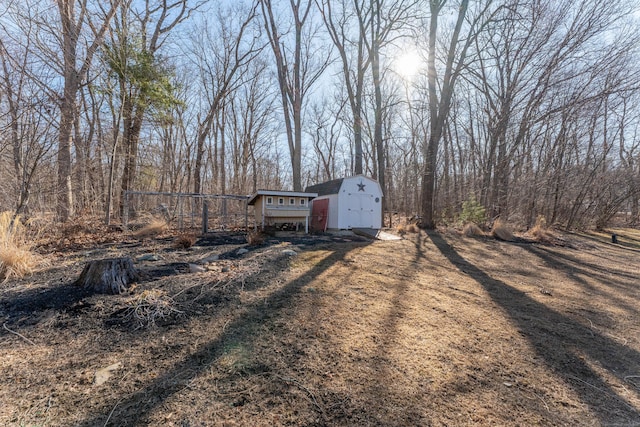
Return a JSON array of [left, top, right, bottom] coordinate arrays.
[[1, 0, 639, 230]]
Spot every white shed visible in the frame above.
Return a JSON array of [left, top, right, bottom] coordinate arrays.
[[305, 175, 383, 230]]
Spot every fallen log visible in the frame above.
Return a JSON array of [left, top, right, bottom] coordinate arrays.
[[74, 257, 139, 294]]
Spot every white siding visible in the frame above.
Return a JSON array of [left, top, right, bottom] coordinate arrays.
[[337, 176, 382, 229]]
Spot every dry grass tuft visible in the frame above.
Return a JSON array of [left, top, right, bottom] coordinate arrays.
[[463, 222, 484, 237], [529, 216, 555, 243], [396, 222, 419, 235], [174, 233, 197, 249], [406, 224, 419, 234], [132, 219, 168, 238], [123, 289, 182, 329], [491, 219, 514, 241], [0, 247, 37, 282], [0, 212, 38, 282], [246, 230, 266, 246]]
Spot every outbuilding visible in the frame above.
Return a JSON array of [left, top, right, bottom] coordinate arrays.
[[248, 190, 318, 232], [305, 175, 383, 231]]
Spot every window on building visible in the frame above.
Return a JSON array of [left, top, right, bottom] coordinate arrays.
[[266, 197, 273, 205], [300, 199, 306, 206], [278, 198, 284, 205], [289, 198, 295, 205]]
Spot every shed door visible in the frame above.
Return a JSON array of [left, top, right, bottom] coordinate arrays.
[[346, 193, 374, 228], [311, 199, 329, 231]]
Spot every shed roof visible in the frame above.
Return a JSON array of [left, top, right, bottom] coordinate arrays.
[[304, 178, 344, 196], [247, 190, 318, 206]]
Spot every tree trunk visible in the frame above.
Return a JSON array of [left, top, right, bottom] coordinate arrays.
[[420, 0, 470, 229], [370, 0, 387, 227], [55, 0, 120, 222], [74, 257, 139, 294]]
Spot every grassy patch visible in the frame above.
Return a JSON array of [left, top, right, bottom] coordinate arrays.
[[0, 212, 38, 282], [290, 250, 333, 270], [581, 228, 640, 251]]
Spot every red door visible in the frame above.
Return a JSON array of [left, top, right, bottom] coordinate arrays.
[[311, 199, 329, 232]]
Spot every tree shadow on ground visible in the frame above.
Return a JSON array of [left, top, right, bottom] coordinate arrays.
[[364, 232, 429, 424], [77, 241, 369, 426], [521, 244, 639, 315], [427, 230, 640, 425], [575, 230, 640, 253]]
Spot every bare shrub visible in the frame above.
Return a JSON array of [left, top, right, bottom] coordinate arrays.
[[174, 233, 197, 249], [529, 216, 555, 243], [463, 222, 484, 237], [396, 222, 418, 235], [396, 223, 407, 235], [132, 219, 168, 238], [406, 224, 419, 233], [0, 212, 38, 282], [246, 230, 266, 246], [123, 289, 182, 329], [491, 219, 514, 241]]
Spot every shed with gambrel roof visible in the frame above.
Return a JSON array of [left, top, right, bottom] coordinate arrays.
[[305, 175, 382, 231]]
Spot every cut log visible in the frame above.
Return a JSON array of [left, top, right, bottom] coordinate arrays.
[[74, 257, 139, 294]]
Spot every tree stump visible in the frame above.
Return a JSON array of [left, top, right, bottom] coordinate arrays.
[[74, 257, 139, 294]]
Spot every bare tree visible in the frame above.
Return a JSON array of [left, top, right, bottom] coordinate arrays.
[[190, 1, 263, 196], [437, 0, 638, 229], [420, 0, 496, 228], [317, 0, 372, 175], [225, 59, 278, 194], [0, 36, 56, 218], [318, 0, 418, 197], [260, 0, 331, 191], [105, 0, 196, 219], [307, 95, 347, 182], [54, 0, 121, 222]]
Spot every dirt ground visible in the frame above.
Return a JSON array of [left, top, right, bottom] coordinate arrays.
[[1, 225, 639, 426]]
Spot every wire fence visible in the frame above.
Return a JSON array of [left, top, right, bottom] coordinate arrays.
[[123, 191, 252, 232]]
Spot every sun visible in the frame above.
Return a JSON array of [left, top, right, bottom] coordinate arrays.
[[394, 49, 424, 80]]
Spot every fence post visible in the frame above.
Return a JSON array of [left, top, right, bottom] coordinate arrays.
[[245, 198, 249, 230], [123, 192, 129, 230], [177, 194, 183, 230], [202, 200, 209, 234]]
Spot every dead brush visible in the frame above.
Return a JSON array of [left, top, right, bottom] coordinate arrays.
[[132, 219, 168, 238], [123, 289, 182, 329], [491, 219, 514, 241], [174, 233, 197, 249], [396, 222, 419, 235], [246, 230, 266, 246], [463, 222, 484, 237], [406, 223, 419, 233], [0, 211, 39, 282], [529, 216, 555, 243]]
